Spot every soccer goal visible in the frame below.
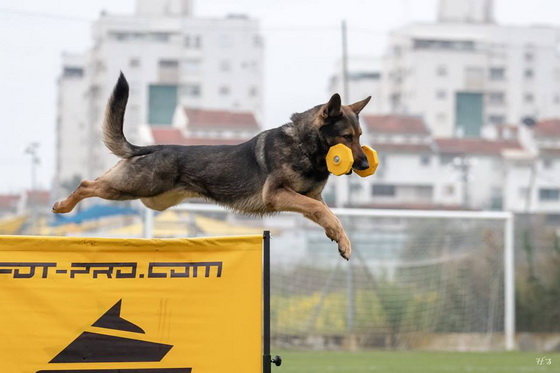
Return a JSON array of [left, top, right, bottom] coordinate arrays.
[[269, 208, 515, 351]]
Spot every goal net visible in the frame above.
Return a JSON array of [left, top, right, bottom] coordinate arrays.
[[269, 209, 514, 351]]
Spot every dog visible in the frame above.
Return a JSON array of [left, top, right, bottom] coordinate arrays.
[[53, 73, 371, 260]]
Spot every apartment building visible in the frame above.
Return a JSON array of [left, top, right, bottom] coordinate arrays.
[[55, 0, 264, 194]]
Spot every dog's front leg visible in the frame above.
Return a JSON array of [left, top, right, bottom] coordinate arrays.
[[263, 185, 351, 260]]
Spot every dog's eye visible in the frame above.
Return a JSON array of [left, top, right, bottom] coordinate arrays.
[[343, 135, 353, 141]]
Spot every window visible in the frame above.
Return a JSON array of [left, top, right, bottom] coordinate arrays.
[[543, 158, 553, 169], [489, 67, 505, 80], [184, 35, 201, 49], [151, 32, 170, 42], [159, 60, 178, 69], [372, 184, 396, 197], [249, 86, 258, 97], [524, 93, 534, 103], [182, 84, 201, 97], [539, 188, 560, 201], [420, 154, 431, 166], [416, 186, 432, 199], [444, 184, 455, 196], [413, 39, 474, 51], [254, 34, 263, 48], [148, 84, 177, 125], [436, 65, 447, 76], [220, 60, 231, 72], [487, 92, 505, 105], [62, 67, 83, 78], [219, 86, 230, 96], [220, 34, 233, 48], [488, 115, 505, 125], [182, 59, 201, 73], [436, 90, 447, 100], [524, 69, 534, 79], [129, 58, 140, 68]]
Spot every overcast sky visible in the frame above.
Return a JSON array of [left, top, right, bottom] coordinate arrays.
[[0, 0, 559, 194]]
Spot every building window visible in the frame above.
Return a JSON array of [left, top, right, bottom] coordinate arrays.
[[436, 65, 447, 76], [129, 58, 140, 68], [219, 86, 230, 96], [420, 154, 431, 166], [489, 67, 505, 80], [539, 188, 560, 201], [436, 90, 447, 100], [62, 67, 83, 78], [151, 32, 170, 42], [220, 34, 233, 48], [413, 39, 474, 51], [487, 92, 505, 105], [182, 59, 201, 73], [182, 84, 201, 97], [184, 35, 202, 49], [254, 34, 263, 48], [159, 60, 178, 69], [372, 184, 396, 197], [543, 158, 553, 169], [416, 186, 433, 199], [525, 51, 534, 62], [220, 60, 231, 72], [249, 86, 258, 97], [488, 115, 505, 125], [524, 69, 534, 79], [524, 93, 534, 103], [554, 94, 560, 104], [148, 84, 177, 125], [444, 185, 455, 196]]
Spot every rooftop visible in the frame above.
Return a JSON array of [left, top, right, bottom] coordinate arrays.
[[363, 115, 430, 135]]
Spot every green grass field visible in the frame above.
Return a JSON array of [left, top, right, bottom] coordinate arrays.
[[274, 351, 559, 372]]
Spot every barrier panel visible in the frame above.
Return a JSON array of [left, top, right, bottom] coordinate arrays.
[[0, 233, 272, 372]]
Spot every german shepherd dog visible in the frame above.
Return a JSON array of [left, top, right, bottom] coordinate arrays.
[[53, 73, 371, 260]]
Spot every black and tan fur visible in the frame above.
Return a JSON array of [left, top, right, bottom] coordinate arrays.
[[53, 73, 371, 259]]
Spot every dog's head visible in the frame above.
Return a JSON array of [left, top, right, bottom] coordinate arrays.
[[316, 93, 371, 171]]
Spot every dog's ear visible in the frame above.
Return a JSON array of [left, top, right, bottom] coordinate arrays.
[[321, 93, 342, 119], [349, 96, 371, 114]]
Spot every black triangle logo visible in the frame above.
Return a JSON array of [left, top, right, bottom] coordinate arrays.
[[37, 300, 192, 372]]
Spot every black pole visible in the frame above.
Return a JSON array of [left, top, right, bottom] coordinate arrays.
[[263, 231, 271, 373]]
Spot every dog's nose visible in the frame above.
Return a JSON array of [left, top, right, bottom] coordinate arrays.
[[353, 157, 369, 171]]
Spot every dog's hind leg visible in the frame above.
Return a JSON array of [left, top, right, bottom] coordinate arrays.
[[263, 184, 351, 260], [52, 179, 131, 214]]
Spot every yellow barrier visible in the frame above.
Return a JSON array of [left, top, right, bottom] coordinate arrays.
[[0, 234, 268, 372]]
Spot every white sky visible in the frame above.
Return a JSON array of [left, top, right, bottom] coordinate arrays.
[[0, 0, 559, 194]]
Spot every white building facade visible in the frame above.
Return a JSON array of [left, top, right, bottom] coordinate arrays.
[[382, 0, 560, 138], [55, 0, 264, 193]]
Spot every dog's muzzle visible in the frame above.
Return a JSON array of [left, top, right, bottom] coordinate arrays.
[[353, 158, 370, 171]]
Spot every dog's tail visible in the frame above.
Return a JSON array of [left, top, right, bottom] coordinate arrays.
[[102, 72, 141, 159]]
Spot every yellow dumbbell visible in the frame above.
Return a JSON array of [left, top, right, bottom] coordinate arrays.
[[354, 145, 379, 178], [326, 144, 379, 177], [326, 144, 354, 176]]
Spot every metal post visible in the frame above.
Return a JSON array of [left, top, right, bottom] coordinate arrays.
[[263, 231, 271, 373], [341, 20, 349, 102], [504, 213, 516, 350], [143, 207, 154, 238]]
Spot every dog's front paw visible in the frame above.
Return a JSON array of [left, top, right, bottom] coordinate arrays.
[[337, 234, 352, 261], [52, 201, 68, 214]]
